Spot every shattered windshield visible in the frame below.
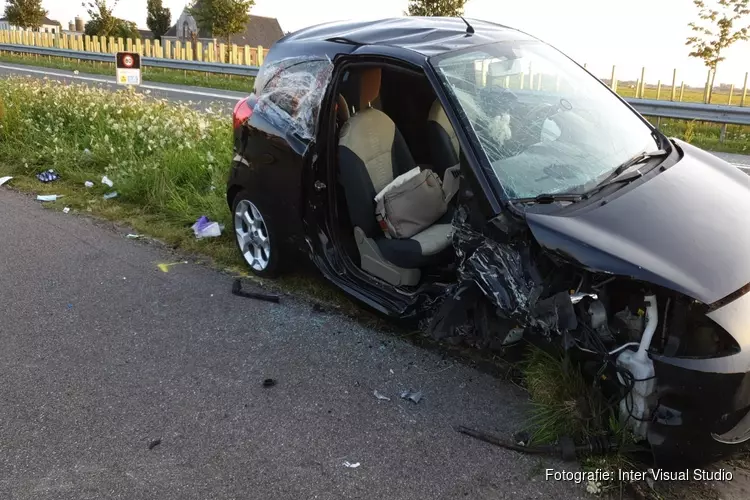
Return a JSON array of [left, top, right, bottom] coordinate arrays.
[[432, 41, 658, 199]]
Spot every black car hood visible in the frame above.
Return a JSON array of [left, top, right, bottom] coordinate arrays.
[[525, 140, 750, 305]]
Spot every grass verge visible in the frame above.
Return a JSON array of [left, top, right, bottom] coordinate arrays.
[[0, 50, 255, 93]]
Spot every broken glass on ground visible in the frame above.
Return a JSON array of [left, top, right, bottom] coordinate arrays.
[[373, 390, 391, 401], [400, 389, 423, 404]]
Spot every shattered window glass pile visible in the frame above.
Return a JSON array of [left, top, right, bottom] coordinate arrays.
[[433, 41, 658, 200]]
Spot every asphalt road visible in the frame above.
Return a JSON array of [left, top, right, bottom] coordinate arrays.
[[0, 188, 590, 499], [0, 62, 247, 112]]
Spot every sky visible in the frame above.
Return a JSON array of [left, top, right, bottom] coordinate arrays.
[[43, 0, 750, 87]]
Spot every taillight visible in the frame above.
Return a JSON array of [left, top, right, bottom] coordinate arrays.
[[233, 97, 253, 129]]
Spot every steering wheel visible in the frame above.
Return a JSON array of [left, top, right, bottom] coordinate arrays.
[[516, 102, 559, 145]]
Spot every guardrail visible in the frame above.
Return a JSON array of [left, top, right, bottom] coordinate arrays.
[[0, 43, 259, 77], [625, 98, 750, 126]]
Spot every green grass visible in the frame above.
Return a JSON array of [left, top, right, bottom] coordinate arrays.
[[521, 345, 661, 497], [0, 50, 255, 93], [616, 84, 747, 106], [655, 118, 750, 154]]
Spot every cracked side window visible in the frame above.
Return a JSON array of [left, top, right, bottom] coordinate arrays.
[[254, 57, 334, 140]]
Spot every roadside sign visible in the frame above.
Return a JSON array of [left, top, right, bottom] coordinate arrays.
[[116, 52, 141, 86]]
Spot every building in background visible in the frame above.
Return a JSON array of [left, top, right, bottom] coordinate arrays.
[[0, 16, 62, 33], [161, 6, 284, 49]]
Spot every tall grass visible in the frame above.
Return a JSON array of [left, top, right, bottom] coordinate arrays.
[[0, 76, 232, 227]]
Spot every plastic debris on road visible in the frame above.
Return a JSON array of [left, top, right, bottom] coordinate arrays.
[[126, 234, 141, 239], [262, 378, 277, 388], [101, 175, 114, 187], [192, 216, 222, 239], [0, 176, 12, 186], [103, 192, 118, 200], [400, 389, 423, 404], [342, 461, 361, 468], [148, 438, 161, 450], [231, 278, 281, 303], [63, 207, 70, 214], [373, 390, 391, 401], [36, 169, 60, 183], [157, 261, 188, 273], [84, 181, 94, 188], [37, 194, 62, 202]]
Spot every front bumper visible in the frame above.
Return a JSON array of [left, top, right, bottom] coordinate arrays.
[[648, 287, 750, 468], [648, 361, 750, 469]]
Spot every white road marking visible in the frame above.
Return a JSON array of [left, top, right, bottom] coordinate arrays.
[[0, 64, 243, 101]]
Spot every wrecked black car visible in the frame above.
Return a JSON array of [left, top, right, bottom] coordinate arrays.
[[226, 17, 750, 467]]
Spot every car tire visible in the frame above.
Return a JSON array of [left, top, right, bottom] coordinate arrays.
[[232, 190, 282, 278]]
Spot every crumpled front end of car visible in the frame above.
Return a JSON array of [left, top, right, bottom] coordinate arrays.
[[425, 193, 750, 468]]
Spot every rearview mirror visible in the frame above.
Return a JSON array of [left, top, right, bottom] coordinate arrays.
[[489, 59, 523, 77]]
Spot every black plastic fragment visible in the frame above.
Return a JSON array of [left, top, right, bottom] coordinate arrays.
[[148, 438, 162, 450], [232, 279, 280, 303], [262, 378, 276, 388]]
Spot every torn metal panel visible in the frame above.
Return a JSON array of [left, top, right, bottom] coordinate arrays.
[[254, 56, 334, 140], [453, 205, 540, 315]]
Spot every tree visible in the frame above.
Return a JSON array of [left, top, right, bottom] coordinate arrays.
[[405, 0, 468, 16], [146, 0, 171, 41], [686, 0, 750, 103], [188, 0, 254, 46], [4, 0, 47, 30], [83, 0, 141, 39]]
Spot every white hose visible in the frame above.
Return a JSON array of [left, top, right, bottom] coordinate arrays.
[[608, 342, 640, 356], [636, 295, 658, 362]]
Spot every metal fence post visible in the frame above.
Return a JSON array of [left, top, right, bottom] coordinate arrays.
[[728, 84, 734, 106], [671, 69, 677, 101], [656, 80, 662, 100], [742, 72, 748, 107], [639, 67, 646, 98], [610, 65, 617, 93], [704, 68, 712, 103]]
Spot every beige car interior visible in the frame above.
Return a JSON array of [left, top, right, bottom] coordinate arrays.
[[336, 67, 459, 287]]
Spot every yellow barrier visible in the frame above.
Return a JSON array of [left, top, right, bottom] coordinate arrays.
[[0, 29, 270, 66]]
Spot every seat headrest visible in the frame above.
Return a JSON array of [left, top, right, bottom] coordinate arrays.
[[336, 94, 350, 122], [359, 68, 381, 110]]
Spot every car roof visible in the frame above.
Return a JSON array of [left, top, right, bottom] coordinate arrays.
[[276, 17, 538, 58]]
